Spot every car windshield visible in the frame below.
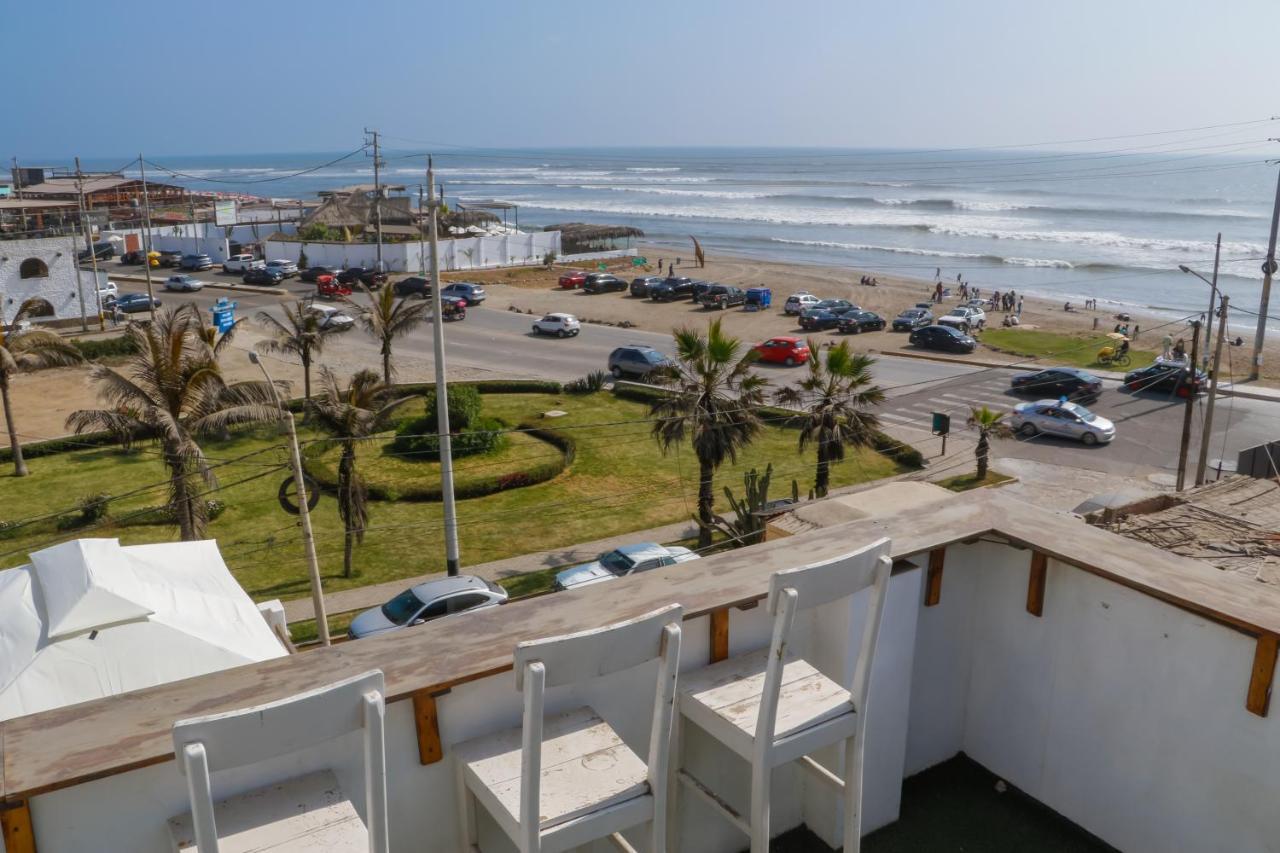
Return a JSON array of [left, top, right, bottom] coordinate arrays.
[[642, 350, 666, 363], [1062, 403, 1097, 422], [599, 550, 636, 575], [381, 589, 425, 625]]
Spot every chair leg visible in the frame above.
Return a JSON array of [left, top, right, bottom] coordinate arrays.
[[456, 764, 478, 853], [750, 764, 771, 853], [662, 718, 683, 853], [842, 734, 865, 853]]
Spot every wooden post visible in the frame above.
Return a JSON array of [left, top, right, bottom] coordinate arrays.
[[1026, 552, 1048, 617], [412, 689, 448, 765], [924, 548, 946, 607], [710, 608, 730, 663], [1246, 634, 1279, 717], [0, 800, 37, 853]]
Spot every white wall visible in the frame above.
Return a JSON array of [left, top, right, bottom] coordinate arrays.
[[263, 231, 561, 273], [0, 235, 98, 323], [102, 222, 300, 265]]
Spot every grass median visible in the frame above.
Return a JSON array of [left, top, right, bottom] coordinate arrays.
[[980, 328, 1157, 371]]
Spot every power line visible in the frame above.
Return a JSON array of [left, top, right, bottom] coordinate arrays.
[[140, 147, 370, 186]]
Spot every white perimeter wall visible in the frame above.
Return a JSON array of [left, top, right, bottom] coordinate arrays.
[[0, 235, 109, 323], [103, 223, 300, 265], [262, 231, 561, 273]]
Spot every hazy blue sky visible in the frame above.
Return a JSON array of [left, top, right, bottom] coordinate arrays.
[[6, 0, 1278, 158]]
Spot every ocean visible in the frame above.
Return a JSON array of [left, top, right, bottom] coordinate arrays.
[[92, 145, 1278, 326]]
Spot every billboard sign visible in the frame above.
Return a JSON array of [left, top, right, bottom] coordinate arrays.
[[213, 199, 238, 226]]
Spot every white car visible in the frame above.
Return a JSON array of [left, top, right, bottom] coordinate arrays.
[[304, 303, 355, 331], [265, 259, 299, 278], [531, 313, 581, 338], [1010, 399, 1116, 445], [784, 293, 821, 315], [163, 275, 204, 292], [553, 542, 700, 590], [938, 305, 986, 332], [96, 279, 119, 302], [222, 254, 264, 273]]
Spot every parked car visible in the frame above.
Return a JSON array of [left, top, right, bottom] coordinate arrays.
[[892, 308, 933, 331], [583, 273, 626, 294], [119, 250, 148, 265], [798, 308, 844, 331], [837, 310, 885, 334], [1123, 362, 1207, 397], [304, 303, 355, 331], [649, 276, 694, 301], [630, 275, 663, 297], [608, 344, 672, 378], [163, 274, 204, 292], [393, 276, 431, 298], [532, 313, 581, 337], [157, 250, 185, 268], [558, 270, 588, 289], [265, 259, 299, 278], [337, 266, 387, 289], [937, 305, 986, 332], [815, 299, 857, 313], [688, 280, 715, 303], [347, 575, 508, 639], [221, 254, 262, 273], [96, 280, 119, 303], [110, 293, 160, 314], [1010, 368, 1103, 402], [78, 241, 115, 262], [317, 278, 353, 300], [242, 268, 285, 286], [553, 543, 700, 590], [909, 324, 977, 353], [179, 254, 213, 271], [299, 265, 342, 282], [441, 282, 486, 305], [784, 293, 821, 316], [698, 285, 746, 309], [753, 336, 811, 366], [1010, 400, 1116, 446]]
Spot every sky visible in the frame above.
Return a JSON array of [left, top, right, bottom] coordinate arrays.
[[5, 0, 1279, 159]]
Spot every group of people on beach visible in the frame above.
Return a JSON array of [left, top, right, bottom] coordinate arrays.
[[859, 275, 879, 287]]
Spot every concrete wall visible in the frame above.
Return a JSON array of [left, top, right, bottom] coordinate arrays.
[[262, 231, 561, 274], [102, 223, 301, 265], [0, 235, 102, 323]]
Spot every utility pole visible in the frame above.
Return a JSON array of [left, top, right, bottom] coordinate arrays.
[[428, 158, 461, 576], [417, 184, 427, 276], [70, 233, 88, 332], [138, 155, 157, 322], [1196, 294, 1230, 486], [1249, 165, 1280, 381], [1203, 233, 1220, 366], [1175, 319, 1202, 491], [367, 129, 384, 271], [11, 157, 21, 200], [190, 195, 202, 254], [74, 158, 105, 332]]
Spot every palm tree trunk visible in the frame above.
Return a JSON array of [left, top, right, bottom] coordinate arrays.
[[344, 528, 354, 579], [168, 454, 196, 541], [339, 444, 356, 578], [976, 433, 990, 480], [301, 350, 312, 403], [815, 440, 831, 498], [382, 340, 392, 390], [697, 456, 714, 549], [1, 373, 28, 477]]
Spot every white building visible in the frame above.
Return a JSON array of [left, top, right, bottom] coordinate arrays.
[[0, 235, 107, 324]]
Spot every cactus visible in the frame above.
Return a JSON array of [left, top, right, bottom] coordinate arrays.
[[695, 464, 778, 549]]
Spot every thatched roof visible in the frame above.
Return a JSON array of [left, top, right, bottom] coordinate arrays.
[[543, 222, 645, 239]]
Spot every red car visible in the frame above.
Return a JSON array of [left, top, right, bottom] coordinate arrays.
[[317, 277, 352, 300], [558, 270, 587, 289], [754, 336, 811, 366]]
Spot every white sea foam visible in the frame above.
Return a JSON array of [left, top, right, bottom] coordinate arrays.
[[1003, 257, 1075, 268], [771, 238, 994, 260], [585, 186, 769, 199], [625, 167, 681, 172]]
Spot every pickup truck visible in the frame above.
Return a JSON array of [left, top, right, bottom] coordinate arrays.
[[698, 285, 746, 309], [222, 254, 264, 273], [937, 305, 986, 332]]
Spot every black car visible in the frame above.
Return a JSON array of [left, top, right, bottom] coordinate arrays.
[[892, 308, 932, 331], [689, 280, 715, 303], [299, 265, 343, 283], [909, 325, 977, 353], [608, 345, 673, 379], [837, 311, 886, 334], [394, 276, 431, 298], [337, 267, 387, 289], [583, 273, 626, 294], [630, 275, 662, 297], [1124, 362, 1207, 396], [649, 276, 695, 301], [119, 250, 148, 265], [799, 308, 843, 331], [1011, 368, 1103, 401], [78, 241, 115, 262], [110, 293, 160, 314], [243, 268, 285, 285], [698, 285, 746, 309]]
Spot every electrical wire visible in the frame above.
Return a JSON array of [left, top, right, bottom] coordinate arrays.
[[140, 147, 370, 186]]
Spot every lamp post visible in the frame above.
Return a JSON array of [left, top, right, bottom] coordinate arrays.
[[249, 351, 330, 646], [1179, 232, 1220, 368]]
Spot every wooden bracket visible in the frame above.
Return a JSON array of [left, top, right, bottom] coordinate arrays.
[[1026, 552, 1048, 617], [924, 548, 946, 607], [1247, 634, 1279, 717], [412, 688, 452, 765], [710, 608, 730, 663], [0, 799, 37, 853]]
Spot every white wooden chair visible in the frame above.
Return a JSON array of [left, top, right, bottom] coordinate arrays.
[[455, 604, 684, 853], [673, 540, 892, 853], [170, 670, 389, 853]]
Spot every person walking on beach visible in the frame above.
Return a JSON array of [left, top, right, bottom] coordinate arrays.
[[1016, 297, 1023, 317], [1161, 333, 1173, 359], [934, 282, 944, 303]]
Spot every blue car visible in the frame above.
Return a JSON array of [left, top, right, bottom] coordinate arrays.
[[110, 293, 160, 313], [441, 282, 486, 305]]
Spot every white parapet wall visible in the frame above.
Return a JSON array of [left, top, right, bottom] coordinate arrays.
[[0, 235, 103, 323], [263, 231, 561, 273]]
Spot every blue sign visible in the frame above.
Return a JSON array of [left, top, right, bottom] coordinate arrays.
[[211, 297, 238, 333]]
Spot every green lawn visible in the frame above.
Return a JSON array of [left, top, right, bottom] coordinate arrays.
[[980, 328, 1157, 371], [0, 392, 907, 606]]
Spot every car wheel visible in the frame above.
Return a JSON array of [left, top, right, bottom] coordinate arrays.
[[1020, 422, 1038, 437], [785, 356, 795, 366], [851, 324, 861, 334], [556, 329, 566, 338], [1081, 432, 1098, 446], [611, 366, 623, 378]]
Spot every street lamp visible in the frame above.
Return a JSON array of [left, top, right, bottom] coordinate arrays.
[[249, 351, 330, 647], [1179, 255, 1230, 488], [1180, 232, 1221, 366]]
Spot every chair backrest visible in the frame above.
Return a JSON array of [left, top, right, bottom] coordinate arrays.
[[758, 539, 893, 746], [172, 669, 389, 853], [513, 605, 683, 850]]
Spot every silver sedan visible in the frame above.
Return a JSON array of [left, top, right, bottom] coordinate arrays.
[[1010, 400, 1116, 445]]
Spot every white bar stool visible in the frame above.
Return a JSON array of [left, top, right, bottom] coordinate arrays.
[[673, 540, 892, 853], [455, 604, 683, 853]]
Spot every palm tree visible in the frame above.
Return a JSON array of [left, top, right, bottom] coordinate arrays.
[[307, 367, 415, 578], [66, 305, 278, 540], [967, 406, 1012, 480], [773, 339, 884, 498], [1, 299, 84, 476], [649, 319, 767, 548], [255, 301, 335, 405], [348, 284, 430, 388]]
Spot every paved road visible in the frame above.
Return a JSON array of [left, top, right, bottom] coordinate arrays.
[[160, 281, 1279, 483]]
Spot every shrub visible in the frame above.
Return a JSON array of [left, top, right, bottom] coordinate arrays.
[[871, 430, 925, 469], [116, 498, 226, 527], [72, 335, 138, 360], [0, 430, 119, 463], [425, 385, 482, 432], [297, 246, 309, 269], [391, 415, 507, 461], [565, 370, 609, 395]]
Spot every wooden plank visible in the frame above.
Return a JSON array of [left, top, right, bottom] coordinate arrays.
[[1247, 634, 1279, 717], [0, 799, 36, 853], [710, 608, 730, 663], [1027, 552, 1048, 617], [924, 548, 946, 607], [412, 690, 445, 765]]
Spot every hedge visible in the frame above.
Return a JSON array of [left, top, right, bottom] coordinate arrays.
[[390, 415, 508, 461], [71, 335, 138, 360], [0, 430, 119, 464]]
